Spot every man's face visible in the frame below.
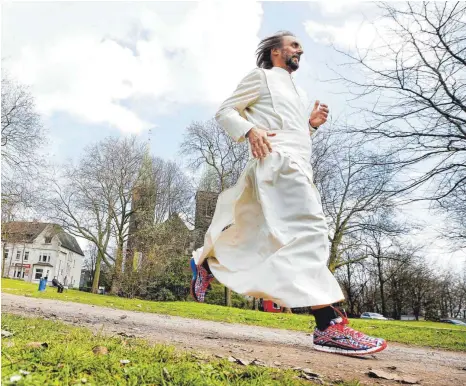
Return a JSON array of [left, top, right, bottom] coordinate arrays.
[[280, 35, 303, 72]]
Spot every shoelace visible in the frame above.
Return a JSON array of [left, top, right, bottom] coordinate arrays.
[[330, 306, 368, 340]]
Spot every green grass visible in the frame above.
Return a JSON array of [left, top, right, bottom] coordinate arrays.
[[3, 278, 466, 352], [1, 314, 360, 386]]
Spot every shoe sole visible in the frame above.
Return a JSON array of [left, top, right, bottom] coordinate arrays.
[[313, 340, 388, 356], [190, 258, 199, 302]]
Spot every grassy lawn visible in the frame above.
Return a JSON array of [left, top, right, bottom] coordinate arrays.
[[3, 278, 466, 352], [1, 314, 359, 386]]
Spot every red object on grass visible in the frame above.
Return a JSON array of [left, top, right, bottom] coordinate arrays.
[[262, 300, 283, 313]]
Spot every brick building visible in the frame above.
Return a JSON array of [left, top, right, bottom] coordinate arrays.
[[194, 191, 219, 248]]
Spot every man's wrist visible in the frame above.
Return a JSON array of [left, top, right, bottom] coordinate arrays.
[[245, 127, 255, 138], [309, 120, 319, 130]]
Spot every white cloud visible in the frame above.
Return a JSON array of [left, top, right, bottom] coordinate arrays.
[[316, 1, 373, 16], [303, 17, 395, 52], [3, 2, 263, 133]]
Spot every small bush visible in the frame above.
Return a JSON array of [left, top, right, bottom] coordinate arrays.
[[204, 283, 250, 309]]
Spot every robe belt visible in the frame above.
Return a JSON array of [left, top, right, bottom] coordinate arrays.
[[248, 129, 311, 163]]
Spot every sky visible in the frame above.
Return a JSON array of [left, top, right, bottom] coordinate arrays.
[[2, 1, 464, 269]]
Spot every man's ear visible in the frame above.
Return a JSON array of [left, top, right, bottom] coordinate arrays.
[[271, 47, 280, 57]]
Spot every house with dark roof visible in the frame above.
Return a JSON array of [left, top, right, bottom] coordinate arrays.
[[1, 222, 85, 288]]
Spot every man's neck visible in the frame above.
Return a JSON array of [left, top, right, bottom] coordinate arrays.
[[273, 64, 293, 74]]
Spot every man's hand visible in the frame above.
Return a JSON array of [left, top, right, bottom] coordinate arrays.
[[309, 100, 329, 128], [246, 127, 276, 159]]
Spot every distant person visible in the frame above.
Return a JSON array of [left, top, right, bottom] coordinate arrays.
[[190, 31, 387, 356], [52, 277, 64, 293]]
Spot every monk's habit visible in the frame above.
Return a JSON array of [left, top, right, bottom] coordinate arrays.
[[192, 67, 345, 307]]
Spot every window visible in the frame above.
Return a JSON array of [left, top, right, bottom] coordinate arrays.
[[39, 252, 51, 263], [15, 269, 25, 278], [24, 251, 29, 261], [16, 251, 21, 260], [34, 268, 43, 280], [3, 249, 9, 259], [44, 236, 52, 244]]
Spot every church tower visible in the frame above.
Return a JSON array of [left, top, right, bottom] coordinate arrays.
[[126, 146, 156, 270]]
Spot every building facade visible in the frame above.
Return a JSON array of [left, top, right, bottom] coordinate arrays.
[[194, 191, 219, 249], [2, 222, 84, 288]]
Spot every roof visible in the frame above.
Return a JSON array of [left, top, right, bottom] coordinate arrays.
[[2, 222, 85, 256], [1, 221, 48, 243], [56, 231, 85, 256], [33, 262, 54, 267]]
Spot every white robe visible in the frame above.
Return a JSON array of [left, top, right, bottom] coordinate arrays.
[[192, 66, 345, 307]]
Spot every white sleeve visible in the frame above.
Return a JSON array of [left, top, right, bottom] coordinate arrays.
[[215, 69, 262, 143], [308, 121, 317, 136]]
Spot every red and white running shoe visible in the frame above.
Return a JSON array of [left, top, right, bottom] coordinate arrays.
[[313, 308, 388, 356], [190, 258, 214, 303]]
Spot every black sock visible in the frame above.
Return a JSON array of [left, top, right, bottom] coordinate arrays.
[[202, 259, 212, 274], [312, 306, 338, 331]]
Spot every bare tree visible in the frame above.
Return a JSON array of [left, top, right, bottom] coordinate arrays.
[[180, 119, 249, 192], [331, 2, 465, 242], [311, 128, 400, 271], [1, 74, 45, 175], [97, 137, 146, 295], [1, 74, 46, 217], [44, 162, 114, 293], [152, 157, 194, 225], [361, 214, 417, 316], [180, 119, 249, 307], [437, 184, 466, 250], [43, 137, 145, 293]]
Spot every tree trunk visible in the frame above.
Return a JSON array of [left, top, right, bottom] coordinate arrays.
[[6, 243, 15, 279], [282, 307, 292, 314], [1, 243, 7, 277], [328, 235, 342, 273], [346, 263, 354, 315], [91, 250, 103, 294], [253, 297, 259, 310], [224, 286, 231, 307], [111, 247, 123, 295], [376, 257, 386, 316]]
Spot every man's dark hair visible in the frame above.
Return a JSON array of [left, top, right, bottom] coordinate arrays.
[[256, 30, 296, 69]]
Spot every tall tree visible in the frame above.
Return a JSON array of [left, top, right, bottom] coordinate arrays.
[[44, 162, 114, 293], [1, 74, 46, 218], [332, 2, 466, 246], [152, 157, 194, 225], [311, 128, 400, 271], [180, 119, 249, 192], [43, 137, 146, 293], [97, 137, 146, 295], [180, 119, 249, 306]]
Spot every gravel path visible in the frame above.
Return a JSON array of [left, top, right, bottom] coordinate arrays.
[[2, 293, 466, 385]]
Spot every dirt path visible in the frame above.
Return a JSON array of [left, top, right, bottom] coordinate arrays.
[[2, 293, 466, 385]]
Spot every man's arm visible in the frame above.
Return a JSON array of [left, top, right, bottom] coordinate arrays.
[[215, 69, 262, 143]]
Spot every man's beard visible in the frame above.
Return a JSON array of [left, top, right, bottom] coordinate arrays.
[[285, 54, 300, 71]]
